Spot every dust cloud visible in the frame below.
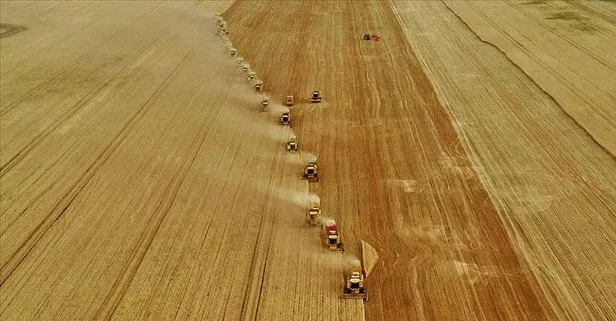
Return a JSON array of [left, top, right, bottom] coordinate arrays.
[[268, 186, 320, 208]]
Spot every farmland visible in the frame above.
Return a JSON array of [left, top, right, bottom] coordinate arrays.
[[1, 1, 615, 320]]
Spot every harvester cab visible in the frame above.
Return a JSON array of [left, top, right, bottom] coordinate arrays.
[[285, 95, 295, 107], [255, 81, 263, 91], [323, 221, 344, 251], [229, 48, 237, 56], [306, 206, 321, 226], [309, 90, 322, 103], [261, 97, 269, 111], [343, 270, 367, 300], [286, 136, 298, 151], [280, 112, 291, 125], [302, 162, 319, 181], [248, 71, 256, 80]]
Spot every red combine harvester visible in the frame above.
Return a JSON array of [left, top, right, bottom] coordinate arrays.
[[323, 221, 344, 251]]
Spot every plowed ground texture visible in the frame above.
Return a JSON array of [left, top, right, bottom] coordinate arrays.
[[2, 1, 616, 321]]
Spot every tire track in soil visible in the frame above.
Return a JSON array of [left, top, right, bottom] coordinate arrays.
[[0, 3, 162, 115], [0, 43, 153, 176], [442, 0, 616, 158], [95, 71, 220, 319], [0, 2, 118, 77], [225, 1, 557, 320], [0, 49, 188, 285], [392, 1, 616, 319], [98, 27, 252, 318], [0, 5, 184, 172], [503, 1, 616, 71], [0, 23, 27, 39], [238, 155, 282, 321]]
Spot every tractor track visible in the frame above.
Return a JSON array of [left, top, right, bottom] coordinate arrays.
[[1, 1, 615, 320], [0, 48, 186, 284], [0, 23, 27, 39], [93, 43, 218, 319]]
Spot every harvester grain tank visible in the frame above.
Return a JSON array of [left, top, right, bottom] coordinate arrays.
[[280, 112, 291, 125], [306, 205, 321, 225], [302, 161, 319, 182], [286, 136, 298, 151], [343, 270, 367, 300], [323, 220, 344, 251], [309, 90, 322, 103]]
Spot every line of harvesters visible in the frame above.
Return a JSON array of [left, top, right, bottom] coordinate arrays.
[[216, 14, 367, 301]]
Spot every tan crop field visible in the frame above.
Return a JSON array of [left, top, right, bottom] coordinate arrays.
[[1, 1, 615, 320]]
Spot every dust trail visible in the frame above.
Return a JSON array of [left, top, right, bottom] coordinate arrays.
[[327, 253, 362, 273], [282, 153, 305, 166], [308, 194, 320, 206], [345, 258, 362, 271], [301, 152, 318, 164], [275, 186, 319, 208], [268, 105, 289, 116], [280, 126, 296, 142], [211, 14, 323, 219]]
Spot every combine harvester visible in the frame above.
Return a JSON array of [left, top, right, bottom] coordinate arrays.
[[280, 112, 291, 125], [306, 205, 321, 226], [343, 264, 367, 300], [309, 90, 322, 103], [302, 161, 319, 182], [341, 242, 378, 301], [286, 136, 298, 151], [323, 220, 344, 251]]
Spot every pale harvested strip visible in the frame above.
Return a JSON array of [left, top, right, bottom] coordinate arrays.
[[0, 1, 210, 282], [1, 1, 360, 320], [442, 0, 616, 156], [392, 1, 616, 320]]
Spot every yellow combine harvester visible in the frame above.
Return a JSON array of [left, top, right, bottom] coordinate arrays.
[[302, 162, 319, 182], [280, 112, 291, 125], [343, 269, 367, 300], [306, 205, 321, 225], [286, 136, 298, 151], [309, 90, 322, 103]]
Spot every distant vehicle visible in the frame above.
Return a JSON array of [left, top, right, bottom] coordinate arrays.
[[323, 220, 344, 251], [280, 112, 291, 125], [342, 270, 367, 300], [302, 162, 319, 182], [306, 205, 321, 225], [286, 136, 298, 151], [309, 90, 322, 103]]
